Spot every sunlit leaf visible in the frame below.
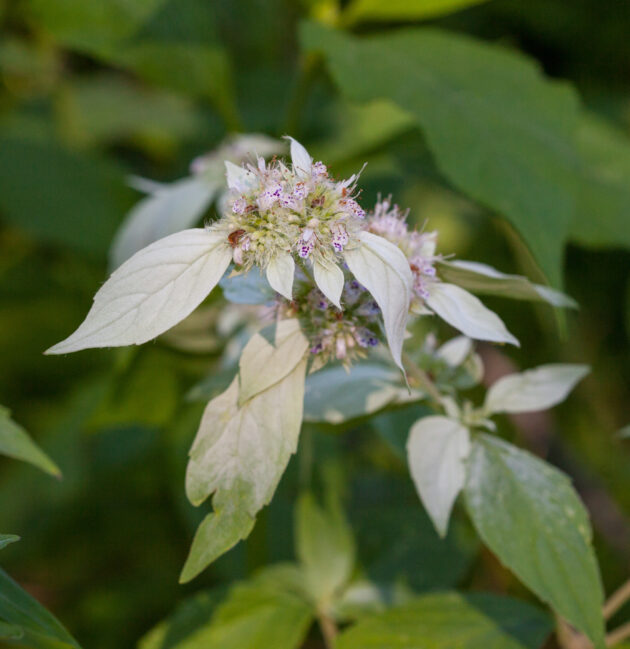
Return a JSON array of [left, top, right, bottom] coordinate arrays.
[[345, 0, 491, 25]]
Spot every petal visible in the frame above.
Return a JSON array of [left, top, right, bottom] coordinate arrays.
[[266, 251, 295, 300], [284, 136, 312, 178], [426, 282, 519, 347], [46, 229, 231, 354], [313, 259, 344, 309], [344, 231, 412, 370], [484, 364, 590, 415]]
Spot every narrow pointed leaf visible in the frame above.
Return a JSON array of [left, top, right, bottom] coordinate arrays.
[[110, 176, 217, 269], [465, 435, 605, 648], [313, 259, 344, 309], [484, 364, 589, 415], [344, 231, 412, 370], [407, 416, 470, 537], [266, 252, 295, 300], [0, 535, 19, 551], [46, 229, 231, 354], [427, 282, 519, 346], [239, 319, 308, 404]]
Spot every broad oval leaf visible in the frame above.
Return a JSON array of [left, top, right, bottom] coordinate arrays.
[[484, 364, 589, 415], [344, 231, 412, 370], [46, 228, 232, 354], [407, 416, 470, 537], [302, 23, 579, 287], [438, 260, 577, 308], [313, 259, 344, 309], [336, 592, 552, 649], [464, 435, 605, 648], [426, 282, 519, 346], [266, 252, 295, 300], [239, 319, 309, 404], [110, 176, 217, 269]]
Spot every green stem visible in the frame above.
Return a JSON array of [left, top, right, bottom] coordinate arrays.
[[402, 351, 443, 407]]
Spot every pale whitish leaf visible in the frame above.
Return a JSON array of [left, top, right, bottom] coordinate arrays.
[[344, 231, 412, 370], [46, 229, 231, 354], [436, 336, 472, 367], [182, 361, 306, 580], [336, 592, 552, 649], [0, 568, 81, 648], [438, 260, 577, 308], [465, 435, 605, 649], [266, 252, 295, 300], [345, 0, 491, 24], [285, 136, 312, 178], [484, 364, 589, 415], [313, 259, 344, 309], [302, 23, 579, 287], [0, 534, 19, 550], [304, 364, 421, 424], [239, 319, 308, 404], [407, 416, 470, 537], [110, 176, 217, 269], [225, 160, 256, 192], [296, 493, 356, 604], [426, 282, 519, 346], [0, 407, 60, 477]]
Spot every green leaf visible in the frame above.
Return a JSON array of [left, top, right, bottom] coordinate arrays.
[[302, 23, 579, 287], [0, 407, 60, 477], [0, 535, 20, 551], [571, 113, 630, 250], [0, 136, 130, 256], [304, 363, 422, 424], [464, 435, 605, 648], [345, 0, 491, 25], [295, 493, 356, 604], [0, 568, 81, 648], [336, 592, 552, 649], [220, 271, 274, 305], [0, 620, 24, 640], [173, 567, 313, 649], [182, 359, 307, 581]]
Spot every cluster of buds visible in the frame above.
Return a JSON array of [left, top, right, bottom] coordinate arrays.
[[214, 138, 365, 275], [366, 196, 439, 309]]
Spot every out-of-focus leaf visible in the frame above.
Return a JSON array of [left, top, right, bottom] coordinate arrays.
[[303, 23, 579, 287], [0, 568, 81, 648], [0, 620, 23, 640], [303, 363, 422, 424], [336, 592, 552, 649], [465, 435, 605, 649], [571, 113, 630, 250], [0, 406, 60, 477], [0, 535, 19, 551], [345, 0, 491, 25], [295, 493, 355, 604], [0, 136, 131, 256], [220, 272, 274, 305]]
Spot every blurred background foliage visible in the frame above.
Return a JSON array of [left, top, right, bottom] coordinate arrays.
[[0, 0, 629, 647]]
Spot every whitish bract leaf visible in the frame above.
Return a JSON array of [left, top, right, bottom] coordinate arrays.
[[484, 364, 589, 415], [344, 231, 412, 370], [225, 160, 257, 192], [465, 435, 605, 648], [182, 360, 306, 580], [239, 319, 308, 404], [110, 176, 217, 269], [407, 416, 470, 537], [286, 136, 312, 178], [266, 251, 295, 300], [426, 282, 519, 346], [313, 259, 344, 309], [438, 260, 577, 308], [436, 336, 473, 367], [46, 229, 231, 354]]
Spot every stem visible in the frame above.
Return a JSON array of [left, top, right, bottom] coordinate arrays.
[[318, 611, 339, 649], [607, 622, 630, 647], [283, 52, 320, 136], [402, 351, 443, 406], [297, 258, 315, 284], [604, 578, 630, 620]]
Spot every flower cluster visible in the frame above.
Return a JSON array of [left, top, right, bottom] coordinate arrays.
[[213, 138, 365, 273], [366, 196, 439, 308]]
